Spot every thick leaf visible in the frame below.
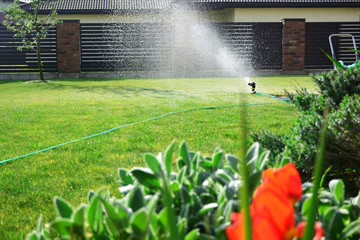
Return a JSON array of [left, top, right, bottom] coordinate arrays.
[[130, 208, 148, 237], [26, 232, 38, 240], [144, 153, 162, 176], [257, 150, 270, 170], [199, 203, 218, 216], [131, 168, 161, 189], [54, 197, 73, 219], [301, 197, 312, 216], [226, 154, 238, 173], [179, 141, 191, 174], [212, 150, 224, 168], [329, 179, 345, 204], [248, 171, 262, 196], [339, 220, 360, 240], [51, 219, 74, 238], [73, 204, 86, 226], [88, 190, 96, 203], [324, 207, 345, 239], [87, 195, 104, 234], [185, 229, 200, 240], [36, 215, 44, 234], [196, 171, 211, 185], [246, 142, 260, 165], [214, 169, 233, 183], [164, 140, 176, 177], [127, 186, 145, 212], [192, 152, 201, 171], [177, 218, 187, 239], [104, 216, 119, 238], [118, 168, 133, 186], [177, 158, 186, 171], [181, 186, 191, 204], [225, 180, 241, 200]]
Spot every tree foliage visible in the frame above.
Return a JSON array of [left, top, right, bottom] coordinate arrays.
[[1, 0, 61, 81]]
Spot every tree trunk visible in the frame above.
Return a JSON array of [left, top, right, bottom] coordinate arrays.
[[37, 41, 46, 83]]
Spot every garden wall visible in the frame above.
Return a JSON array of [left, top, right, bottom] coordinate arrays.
[[0, 21, 359, 79]]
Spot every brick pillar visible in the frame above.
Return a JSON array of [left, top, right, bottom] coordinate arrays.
[[57, 20, 81, 77], [282, 19, 305, 71]]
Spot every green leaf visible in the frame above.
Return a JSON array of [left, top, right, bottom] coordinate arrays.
[[164, 140, 176, 177], [130, 208, 148, 237], [199, 203, 218, 216], [180, 186, 191, 204], [118, 168, 133, 186], [185, 229, 200, 240], [196, 171, 211, 185], [329, 179, 345, 204], [54, 197, 73, 219], [88, 190, 96, 203], [301, 197, 312, 216], [26, 232, 38, 240], [87, 195, 104, 234], [324, 207, 345, 239], [246, 142, 260, 165], [73, 204, 86, 226], [248, 171, 262, 196], [36, 214, 43, 234], [257, 150, 270, 170], [226, 154, 238, 173], [127, 185, 145, 212], [180, 141, 191, 174], [212, 150, 224, 168], [130, 168, 161, 189], [51, 219, 74, 238], [177, 218, 187, 239], [321, 48, 345, 70], [101, 198, 122, 228], [144, 153, 162, 176], [339, 220, 360, 240]]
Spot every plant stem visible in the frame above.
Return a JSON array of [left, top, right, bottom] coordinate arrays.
[[239, 94, 252, 240], [302, 107, 329, 240]]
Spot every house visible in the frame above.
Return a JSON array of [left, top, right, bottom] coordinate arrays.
[[1, 0, 360, 79]]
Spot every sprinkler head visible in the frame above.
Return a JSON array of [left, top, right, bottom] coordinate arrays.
[[248, 82, 256, 94]]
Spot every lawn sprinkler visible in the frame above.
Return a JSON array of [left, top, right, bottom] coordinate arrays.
[[248, 81, 256, 94]]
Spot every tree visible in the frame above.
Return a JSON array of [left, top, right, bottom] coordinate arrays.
[[1, 0, 61, 82]]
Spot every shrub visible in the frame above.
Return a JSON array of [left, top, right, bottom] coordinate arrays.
[[252, 64, 360, 185], [27, 142, 360, 240], [27, 141, 270, 240]]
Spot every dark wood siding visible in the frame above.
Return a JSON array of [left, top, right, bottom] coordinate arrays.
[[0, 25, 57, 73], [305, 22, 360, 69], [80, 23, 172, 72]]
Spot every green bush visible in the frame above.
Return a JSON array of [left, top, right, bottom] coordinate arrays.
[[26, 142, 360, 240], [27, 141, 269, 240], [252, 65, 360, 183]]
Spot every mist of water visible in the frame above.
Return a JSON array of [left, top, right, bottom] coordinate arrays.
[[105, 2, 252, 87]]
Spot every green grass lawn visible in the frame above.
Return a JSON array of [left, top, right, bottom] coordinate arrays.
[[0, 75, 315, 239]]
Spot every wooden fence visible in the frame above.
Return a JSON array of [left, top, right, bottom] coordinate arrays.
[[1, 22, 360, 74], [0, 25, 57, 73], [305, 22, 360, 69]]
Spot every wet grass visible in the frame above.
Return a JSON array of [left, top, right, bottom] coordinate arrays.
[[0, 75, 315, 239]]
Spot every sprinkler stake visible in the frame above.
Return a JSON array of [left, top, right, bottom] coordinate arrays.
[[248, 82, 256, 94]]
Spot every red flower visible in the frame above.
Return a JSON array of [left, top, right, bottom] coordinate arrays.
[[226, 163, 303, 240], [260, 163, 302, 202], [296, 221, 324, 240]]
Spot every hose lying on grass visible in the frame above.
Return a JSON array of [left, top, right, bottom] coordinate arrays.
[[0, 93, 288, 165]]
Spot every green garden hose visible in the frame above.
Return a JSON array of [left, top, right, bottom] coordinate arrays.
[[0, 92, 288, 165]]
